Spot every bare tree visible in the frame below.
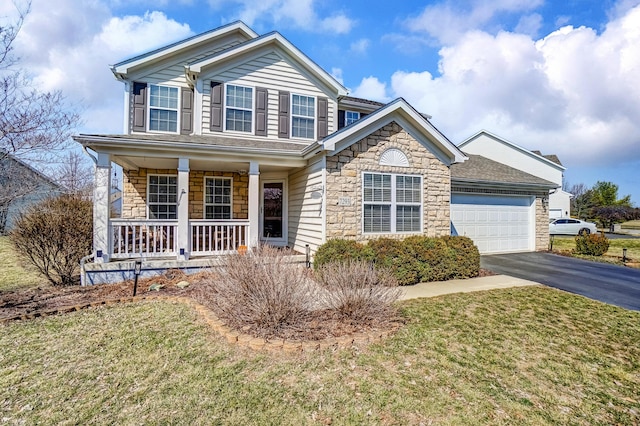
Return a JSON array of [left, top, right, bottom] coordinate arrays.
[[52, 151, 93, 197], [0, 1, 79, 163], [0, 1, 80, 231]]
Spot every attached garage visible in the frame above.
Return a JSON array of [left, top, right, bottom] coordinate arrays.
[[451, 194, 534, 253], [451, 154, 558, 254]]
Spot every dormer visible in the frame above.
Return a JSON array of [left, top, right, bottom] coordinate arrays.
[[336, 96, 384, 129]]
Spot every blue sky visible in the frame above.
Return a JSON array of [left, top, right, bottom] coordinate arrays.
[[4, 0, 640, 204]]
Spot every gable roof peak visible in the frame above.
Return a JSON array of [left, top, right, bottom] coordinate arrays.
[[111, 21, 259, 77]]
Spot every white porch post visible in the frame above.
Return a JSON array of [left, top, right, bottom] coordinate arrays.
[[177, 157, 190, 260], [94, 152, 111, 263], [248, 161, 260, 248]]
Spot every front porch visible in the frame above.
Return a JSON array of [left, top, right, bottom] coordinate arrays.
[[91, 149, 304, 264]]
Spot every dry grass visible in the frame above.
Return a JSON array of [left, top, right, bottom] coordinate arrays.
[[550, 235, 640, 265], [1, 287, 639, 425], [0, 236, 46, 292]]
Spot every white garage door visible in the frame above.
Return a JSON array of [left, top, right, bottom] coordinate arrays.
[[451, 194, 534, 254]]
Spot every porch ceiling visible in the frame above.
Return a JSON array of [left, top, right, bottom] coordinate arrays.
[[113, 154, 294, 173]]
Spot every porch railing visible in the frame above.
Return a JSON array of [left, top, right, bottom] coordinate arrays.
[[190, 220, 250, 256], [110, 219, 178, 259]]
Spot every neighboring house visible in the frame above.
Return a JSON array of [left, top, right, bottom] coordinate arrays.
[[73, 22, 555, 282], [0, 154, 63, 234], [458, 130, 571, 218]]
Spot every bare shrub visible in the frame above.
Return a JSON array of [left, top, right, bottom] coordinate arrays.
[[209, 245, 314, 338], [315, 260, 401, 323], [10, 194, 92, 286]]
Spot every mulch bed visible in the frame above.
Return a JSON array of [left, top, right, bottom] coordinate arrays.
[[0, 270, 403, 342]]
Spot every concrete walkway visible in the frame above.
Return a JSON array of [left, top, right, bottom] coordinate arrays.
[[398, 274, 541, 300]]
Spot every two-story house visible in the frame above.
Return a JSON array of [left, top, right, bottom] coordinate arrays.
[[74, 22, 557, 283]]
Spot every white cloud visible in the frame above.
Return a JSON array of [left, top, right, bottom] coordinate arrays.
[[13, 0, 193, 133], [388, 4, 640, 168], [331, 67, 344, 84], [349, 38, 370, 54], [405, 0, 544, 44], [208, 0, 354, 34], [515, 13, 542, 36], [350, 76, 391, 103]]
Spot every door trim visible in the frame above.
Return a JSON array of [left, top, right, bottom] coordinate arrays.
[[259, 178, 288, 246]]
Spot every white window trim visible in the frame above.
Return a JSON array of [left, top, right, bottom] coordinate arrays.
[[361, 171, 423, 234], [203, 176, 234, 220], [290, 93, 316, 140], [147, 84, 180, 134], [345, 110, 360, 126], [223, 83, 254, 134], [147, 174, 178, 220]]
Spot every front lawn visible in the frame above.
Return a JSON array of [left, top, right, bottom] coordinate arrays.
[[0, 236, 45, 292], [1, 287, 638, 425], [550, 235, 640, 265]]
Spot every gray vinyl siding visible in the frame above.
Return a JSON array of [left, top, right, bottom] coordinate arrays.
[[288, 157, 325, 253], [201, 52, 336, 138]]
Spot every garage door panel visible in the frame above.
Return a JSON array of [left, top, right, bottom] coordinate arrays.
[[451, 194, 533, 254]]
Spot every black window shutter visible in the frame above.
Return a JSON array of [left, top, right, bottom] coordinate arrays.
[[210, 81, 223, 132], [360, 112, 368, 119], [132, 82, 147, 132], [181, 87, 194, 134], [337, 109, 345, 129], [278, 91, 290, 138], [255, 87, 268, 136], [317, 97, 328, 139]]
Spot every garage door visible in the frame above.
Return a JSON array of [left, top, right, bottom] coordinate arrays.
[[451, 194, 534, 254]]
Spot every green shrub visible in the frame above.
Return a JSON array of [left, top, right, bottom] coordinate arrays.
[[575, 233, 610, 256], [367, 238, 422, 286], [441, 236, 480, 278], [313, 235, 481, 286], [403, 236, 452, 282], [10, 194, 92, 286], [313, 239, 367, 268]]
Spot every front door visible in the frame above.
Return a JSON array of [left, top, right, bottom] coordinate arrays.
[[260, 180, 287, 245]]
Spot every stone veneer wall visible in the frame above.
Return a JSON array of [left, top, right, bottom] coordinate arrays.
[[325, 122, 451, 241], [122, 169, 248, 219], [535, 195, 550, 251]]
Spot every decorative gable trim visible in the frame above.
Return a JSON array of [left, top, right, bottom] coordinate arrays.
[[379, 148, 410, 167]]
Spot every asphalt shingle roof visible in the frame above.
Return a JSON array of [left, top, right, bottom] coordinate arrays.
[[452, 154, 557, 188]]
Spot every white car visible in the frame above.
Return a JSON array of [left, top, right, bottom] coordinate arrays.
[[549, 218, 598, 236]]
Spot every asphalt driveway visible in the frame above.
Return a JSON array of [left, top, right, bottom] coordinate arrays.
[[481, 252, 640, 311]]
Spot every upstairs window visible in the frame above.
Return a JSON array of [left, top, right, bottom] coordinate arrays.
[[149, 85, 179, 132], [225, 84, 253, 132], [291, 94, 315, 139], [363, 172, 422, 233], [204, 177, 232, 220], [148, 175, 177, 219], [345, 111, 360, 126]]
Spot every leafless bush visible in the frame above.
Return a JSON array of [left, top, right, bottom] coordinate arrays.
[[209, 245, 315, 338], [10, 194, 92, 286], [315, 260, 401, 323]]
